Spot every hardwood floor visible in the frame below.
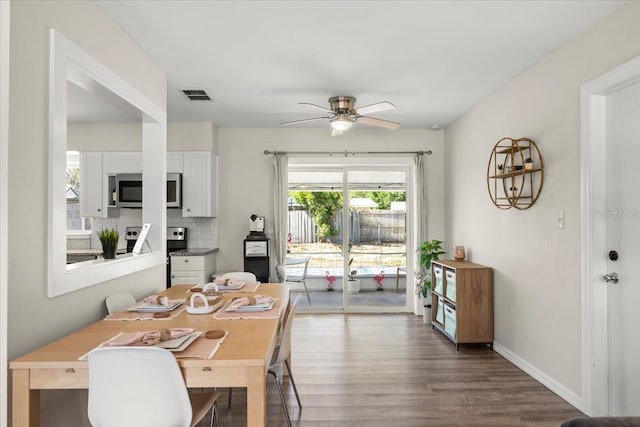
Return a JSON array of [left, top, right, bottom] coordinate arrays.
[[203, 314, 584, 426]]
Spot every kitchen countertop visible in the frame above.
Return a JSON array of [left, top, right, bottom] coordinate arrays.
[[67, 248, 127, 257], [170, 247, 219, 256]]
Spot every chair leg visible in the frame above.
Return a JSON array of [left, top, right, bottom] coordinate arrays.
[[210, 401, 217, 427], [227, 387, 232, 412], [268, 369, 292, 427], [302, 279, 311, 305], [284, 359, 302, 409]]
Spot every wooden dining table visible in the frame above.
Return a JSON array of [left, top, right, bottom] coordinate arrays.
[[9, 283, 290, 427]]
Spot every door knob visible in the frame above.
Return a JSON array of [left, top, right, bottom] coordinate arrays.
[[603, 272, 619, 283]]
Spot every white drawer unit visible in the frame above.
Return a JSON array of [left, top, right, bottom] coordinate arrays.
[[170, 252, 216, 286]]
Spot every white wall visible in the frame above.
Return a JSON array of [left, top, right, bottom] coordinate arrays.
[[444, 1, 640, 410], [8, 1, 166, 424], [216, 128, 445, 279], [1, 1, 10, 425]]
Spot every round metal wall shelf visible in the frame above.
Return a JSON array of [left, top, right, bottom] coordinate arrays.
[[487, 137, 544, 210]]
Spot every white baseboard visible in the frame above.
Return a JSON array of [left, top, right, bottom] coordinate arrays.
[[493, 342, 585, 413]]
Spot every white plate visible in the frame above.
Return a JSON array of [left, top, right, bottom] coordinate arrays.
[[202, 282, 245, 291], [127, 299, 185, 313], [225, 298, 275, 312], [156, 331, 201, 352]]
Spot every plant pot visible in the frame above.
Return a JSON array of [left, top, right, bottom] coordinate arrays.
[[347, 279, 360, 293], [423, 304, 432, 325], [525, 163, 533, 170], [102, 245, 117, 260]]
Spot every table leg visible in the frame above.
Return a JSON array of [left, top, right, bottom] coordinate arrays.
[[12, 369, 40, 427], [246, 366, 267, 427]]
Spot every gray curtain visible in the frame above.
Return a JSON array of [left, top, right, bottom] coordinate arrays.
[[415, 154, 428, 246], [272, 154, 288, 281], [414, 154, 428, 312]]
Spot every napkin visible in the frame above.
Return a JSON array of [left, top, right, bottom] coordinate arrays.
[[227, 295, 273, 311], [143, 295, 170, 307], [106, 328, 194, 347]]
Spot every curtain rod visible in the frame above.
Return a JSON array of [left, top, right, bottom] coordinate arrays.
[[263, 149, 432, 156]]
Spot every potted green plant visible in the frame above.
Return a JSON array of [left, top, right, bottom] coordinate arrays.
[[497, 164, 504, 175], [524, 157, 533, 170], [416, 239, 445, 323], [98, 228, 119, 259]]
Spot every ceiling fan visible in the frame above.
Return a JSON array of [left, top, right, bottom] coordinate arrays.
[[281, 96, 400, 136]]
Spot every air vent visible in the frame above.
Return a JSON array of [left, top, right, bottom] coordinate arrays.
[[179, 89, 211, 101]]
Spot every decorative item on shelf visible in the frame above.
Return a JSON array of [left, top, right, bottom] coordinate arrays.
[[509, 186, 519, 199], [486, 137, 544, 210], [524, 157, 533, 170], [454, 246, 466, 262], [416, 239, 445, 325], [98, 228, 119, 260]]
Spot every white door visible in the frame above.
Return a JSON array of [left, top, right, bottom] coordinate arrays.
[[605, 80, 640, 416]]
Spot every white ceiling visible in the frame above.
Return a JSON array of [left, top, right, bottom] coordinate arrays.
[[95, 0, 622, 130]]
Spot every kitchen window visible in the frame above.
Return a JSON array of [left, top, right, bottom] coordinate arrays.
[[66, 151, 91, 232]]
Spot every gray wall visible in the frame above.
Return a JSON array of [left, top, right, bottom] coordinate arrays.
[[444, 1, 640, 410], [8, 1, 166, 423], [216, 127, 445, 283]]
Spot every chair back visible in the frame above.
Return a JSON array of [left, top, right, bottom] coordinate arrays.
[[105, 292, 136, 314], [301, 257, 310, 278], [275, 264, 286, 282], [272, 294, 301, 368], [286, 257, 310, 282], [88, 347, 192, 427], [219, 271, 258, 283]]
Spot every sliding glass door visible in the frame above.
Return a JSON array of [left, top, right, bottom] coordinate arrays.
[[287, 164, 410, 312]]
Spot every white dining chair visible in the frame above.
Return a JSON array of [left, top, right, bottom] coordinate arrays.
[[218, 271, 258, 283], [104, 292, 136, 314], [285, 257, 311, 305], [88, 346, 219, 427], [269, 294, 302, 427]]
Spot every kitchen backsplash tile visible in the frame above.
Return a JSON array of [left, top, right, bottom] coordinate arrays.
[[91, 208, 217, 250]]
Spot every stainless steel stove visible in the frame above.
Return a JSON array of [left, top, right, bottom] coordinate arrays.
[[125, 226, 187, 288]]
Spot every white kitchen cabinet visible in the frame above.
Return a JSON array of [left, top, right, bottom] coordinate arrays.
[[103, 152, 142, 174], [167, 152, 184, 173], [182, 151, 218, 217], [79, 152, 106, 218], [170, 252, 217, 286]]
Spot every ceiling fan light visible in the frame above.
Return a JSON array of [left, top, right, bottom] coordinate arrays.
[[331, 118, 353, 132]]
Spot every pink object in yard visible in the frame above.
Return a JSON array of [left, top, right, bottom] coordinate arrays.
[[325, 271, 336, 290], [375, 271, 385, 289]]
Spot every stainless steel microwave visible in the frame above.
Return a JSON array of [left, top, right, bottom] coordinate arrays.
[[116, 173, 182, 208]]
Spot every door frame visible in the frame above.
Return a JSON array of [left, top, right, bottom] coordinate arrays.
[[287, 157, 416, 313], [340, 165, 413, 312], [580, 55, 640, 416]]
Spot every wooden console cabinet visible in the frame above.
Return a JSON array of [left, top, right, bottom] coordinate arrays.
[[431, 260, 493, 350]]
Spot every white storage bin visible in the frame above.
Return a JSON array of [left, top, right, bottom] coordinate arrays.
[[444, 304, 457, 338], [445, 269, 457, 302], [435, 296, 445, 325], [433, 265, 444, 295]]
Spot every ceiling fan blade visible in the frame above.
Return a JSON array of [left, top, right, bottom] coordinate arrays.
[[357, 116, 401, 130], [281, 116, 332, 126], [299, 102, 335, 114], [353, 101, 395, 116], [331, 127, 344, 137]]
